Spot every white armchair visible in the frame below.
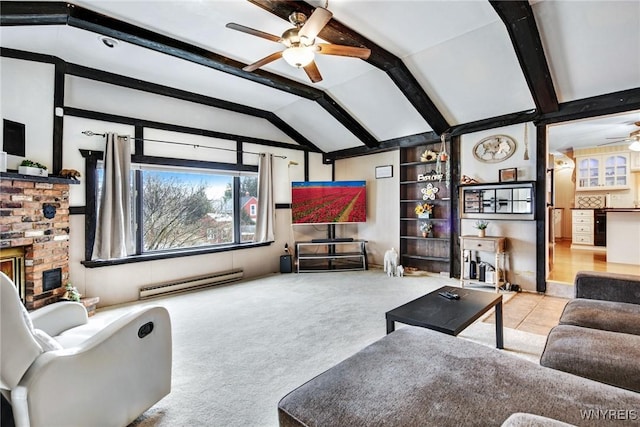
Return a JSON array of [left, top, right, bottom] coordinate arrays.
[[1, 273, 172, 427]]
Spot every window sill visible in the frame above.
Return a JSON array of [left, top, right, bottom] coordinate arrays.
[[81, 241, 272, 268]]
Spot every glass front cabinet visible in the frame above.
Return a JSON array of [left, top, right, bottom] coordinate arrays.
[[576, 153, 629, 191]]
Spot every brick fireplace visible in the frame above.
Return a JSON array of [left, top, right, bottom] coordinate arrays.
[[0, 174, 75, 309]]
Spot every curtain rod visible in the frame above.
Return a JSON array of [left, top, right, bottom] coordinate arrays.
[[81, 130, 287, 159]]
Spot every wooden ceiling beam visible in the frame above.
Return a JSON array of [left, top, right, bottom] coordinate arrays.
[[1, 1, 378, 149], [490, 1, 559, 114], [249, 0, 451, 135], [538, 87, 640, 126]]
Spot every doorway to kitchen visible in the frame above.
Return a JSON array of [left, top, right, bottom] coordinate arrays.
[[546, 110, 640, 287]]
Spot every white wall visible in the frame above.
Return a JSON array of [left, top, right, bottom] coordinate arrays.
[[335, 151, 399, 267], [2, 56, 543, 301], [460, 123, 538, 291], [554, 164, 574, 239], [3, 57, 333, 307], [65, 76, 295, 145], [0, 57, 55, 170]]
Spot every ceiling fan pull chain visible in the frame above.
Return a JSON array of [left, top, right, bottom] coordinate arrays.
[[524, 123, 530, 161]]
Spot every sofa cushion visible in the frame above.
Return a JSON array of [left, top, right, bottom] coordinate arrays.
[[501, 413, 575, 427], [540, 324, 640, 393], [278, 327, 640, 427], [32, 329, 63, 352], [560, 299, 640, 335], [574, 271, 640, 304]]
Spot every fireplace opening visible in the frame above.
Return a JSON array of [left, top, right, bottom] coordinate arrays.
[[1, 247, 26, 302], [43, 268, 62, 292]]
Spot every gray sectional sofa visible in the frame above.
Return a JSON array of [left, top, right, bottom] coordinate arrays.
[[278, 271, 640, 426], [540, 271, 640, 393]]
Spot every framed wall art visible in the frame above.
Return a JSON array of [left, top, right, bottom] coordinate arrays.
[[472, 134, 516, 163], [375, 165, 393, 179], [499, 167, 518, 182]]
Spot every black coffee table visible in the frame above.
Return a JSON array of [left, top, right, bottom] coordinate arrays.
[[386, 286, 503, 348]]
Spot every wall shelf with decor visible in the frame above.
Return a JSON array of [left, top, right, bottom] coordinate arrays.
[[399, 140, 452, 274], [459, 181, 535, 220]]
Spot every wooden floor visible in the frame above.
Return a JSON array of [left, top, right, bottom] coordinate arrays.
[[484, 240, 640, 336], [548, 240, 640, 284]]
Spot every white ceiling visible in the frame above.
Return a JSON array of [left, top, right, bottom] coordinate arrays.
[[1, 0, 639, 154]]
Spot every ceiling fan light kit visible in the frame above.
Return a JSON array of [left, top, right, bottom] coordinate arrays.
[[226, 5, 370, 83], [282, 46, 314, 68], [628, 140, 640, 152]]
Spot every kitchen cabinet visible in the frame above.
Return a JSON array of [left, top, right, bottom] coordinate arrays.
[[571, 209, 593, 246], [607, 210, 640, 264], [576, 153, 629, 191], [630, 151, 640, 172]]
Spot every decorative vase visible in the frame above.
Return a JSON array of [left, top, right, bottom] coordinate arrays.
[[477, 229, 486, 238], [422, 231, 428, 238], [418, 213, 430, 219]]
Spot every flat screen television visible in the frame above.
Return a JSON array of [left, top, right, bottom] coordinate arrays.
[[291, 180, 366, 224]]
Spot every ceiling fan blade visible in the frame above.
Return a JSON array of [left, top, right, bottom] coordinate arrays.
[[299, 7, 332, 42], [243, 51, 283, 72], [315, 43, 371, 59], [303, 61, 323, 83], [598, 139, 631, 146], [226, 23, 281, 43]]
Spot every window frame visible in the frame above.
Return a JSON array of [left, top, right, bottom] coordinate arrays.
[[80, 149, 267, 268]]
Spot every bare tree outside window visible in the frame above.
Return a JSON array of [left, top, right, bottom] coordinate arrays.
[[142, 171, 233, 250], [95, 166, 255, 253]]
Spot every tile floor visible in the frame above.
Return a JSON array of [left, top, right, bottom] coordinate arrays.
[[486, 238, 640, 337], [484, 292, 569, 336]]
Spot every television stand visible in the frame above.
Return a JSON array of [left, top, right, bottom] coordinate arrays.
[[311, 237, 354, 243], [295, 240, 368, 273]]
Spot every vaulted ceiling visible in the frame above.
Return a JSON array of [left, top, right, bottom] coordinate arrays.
[[1, 0, 639, 159]]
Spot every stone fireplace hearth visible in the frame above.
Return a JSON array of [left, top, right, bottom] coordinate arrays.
[[1, 173, 76, 309]]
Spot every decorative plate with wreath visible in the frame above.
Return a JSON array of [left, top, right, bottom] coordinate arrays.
[[472, 134, 516, 163]]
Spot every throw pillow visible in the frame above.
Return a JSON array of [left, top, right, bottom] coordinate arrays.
[[19, 301, 34, 332], [32, 329, 63, 352]]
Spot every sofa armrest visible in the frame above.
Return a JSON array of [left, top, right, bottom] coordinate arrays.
[[574, 271, 640, 304], [30, 301, 88, 336], [12, 306, 172, 427]]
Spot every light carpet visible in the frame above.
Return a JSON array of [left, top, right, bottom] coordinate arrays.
[[88, 270, 546, 427]]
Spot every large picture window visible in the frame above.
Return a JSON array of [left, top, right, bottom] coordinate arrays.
[[96, 163, 259, 256]]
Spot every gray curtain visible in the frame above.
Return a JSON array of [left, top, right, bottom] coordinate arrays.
[[254, 153, 274, 242], [92, 133, 133, 259]]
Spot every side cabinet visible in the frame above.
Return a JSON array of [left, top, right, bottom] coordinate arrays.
[[571, 209, 594, 245], [399, 141, 452, 274]]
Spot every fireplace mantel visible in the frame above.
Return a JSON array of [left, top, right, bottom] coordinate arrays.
[[1, 171, 80, 185]]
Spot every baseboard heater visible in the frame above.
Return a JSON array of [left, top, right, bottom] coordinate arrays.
[[139, 268, 243, 299]]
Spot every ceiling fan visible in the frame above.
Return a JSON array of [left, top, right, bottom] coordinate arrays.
[[226, 5, 371, 83], [601, 121, 640, 151]]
